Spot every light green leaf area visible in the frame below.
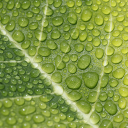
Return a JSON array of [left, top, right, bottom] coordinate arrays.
[[0, 0, 128, 128]]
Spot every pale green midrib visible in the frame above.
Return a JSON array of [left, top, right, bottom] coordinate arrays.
[[88, 0, 113, 121], [0, 23, 98, 128]]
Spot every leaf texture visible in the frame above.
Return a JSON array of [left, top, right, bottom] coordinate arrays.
[[0, 0, 128, 128]]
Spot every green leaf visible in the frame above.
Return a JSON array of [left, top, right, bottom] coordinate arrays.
[[0, 0, 127, 127]]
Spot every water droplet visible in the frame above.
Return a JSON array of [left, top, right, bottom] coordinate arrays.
[[77, 55, 91, 69], [67, 91, 81, 101], [1, 15, 10, 25], [42, 63, 55, 74], [53, 0, 62, 8], [68, 63, 77, 74], [83, 72, 99, 89], [88, 91, 97, 103], [67, 0, 75, 7], [119, 87, 128, 97], [95, 14, 104, 26], [51, 72, 62, 83], [99, 119, 113, 128], [59, 6, 66, 13], [99, 92, 108, 101], [55, 55, 66, 69], [35, 30, 47, 41], [21, 40, 31, 49], [43, 6, 53, 16], [33, 114, 44, 123], [52, 16, 63, 26], [51, 29, 61, 39], [81, 9, 92, 21], [112, 38, 122, 47], [68, 12, 77, 24], [102, 6, 111, 14], [76, 100, 91, 114], [111, 54, 122, 64], [3, 99, 12, 108], [14, 98, 25, 106], [5, 20, 15, 31], [29, 22, 38, 30], [66, 76, 82, 89], [38, 47, 51, 56], [21, 0, 30, 10], [113, 68, 125, 79], [90, 112, 100, 124], [95, 48, 104, 59], [6, 117, 16, 125], [92, 37, 101, 46], [79, 31, 87, 41], [104, 100, 117, 115], [104, 21, 114, 32], [70, 54, 78, 62], [60, 41, 71, 53], [19, 106, 36, 115], [28, 46, 36, 56], [118, 98, 126, 109], [117, 14, 125, 22], [12, 30, 25, 42], [95, 102, 103, 113]]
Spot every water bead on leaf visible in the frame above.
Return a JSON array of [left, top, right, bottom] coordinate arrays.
[[12, 30, 25, 42], [51, 29, 61, 39], [5, 20, 15, 31], [95, 14, 104, 25], [35, 30, 47, 41], [104, 100, 117, 115], [104, 21, 114, 33], [66, 76, 82, 89], [51, 72, 62, 83], [75, 44, 84, 52], [60, 41, 71, 53], [52, 16, 63, 26], [42, 63, 55, 74], [111, 54, 123, 64], [95, 48, 104, 59], [67, 91, 81, 101], [88, 91, 97, 103], [43, 6, 53, 16], [76, 100, 91, 114], [77, 55, 91, 69], [68, 63, 77, 74], [6, 117, 16, 125], [119, 87, 128, 97], [55, 55, 66, 70], [112, 68, 125, 79], [90, 112, 100, 124], [81, 9, 92, 22], [28, 46, 36, 56], [46, 40, 57, 50], [29, 22, 38, 30], [33, 114, 44, 123], [53, 0, 62, 8], [38, 47, 51, 57], [112, 38, 123, 47], [19, 106, 36, 115], [18, 17, 29, 27], [1, 15, 10, 25], [118, 98, 126, 109], [83, 72, 99, 89], [68, 12, 77, 24], [99, 119, 113, 128], [21, 0, 31, 10]]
